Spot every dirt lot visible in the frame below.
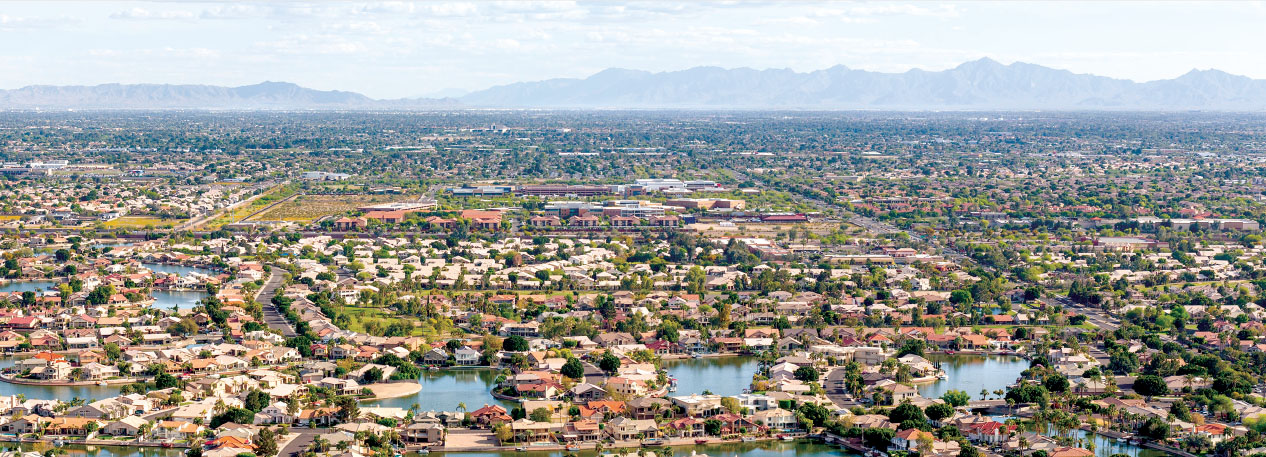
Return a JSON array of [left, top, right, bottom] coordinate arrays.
[[247, 193, 401, 222], [686, 221, 848, 237], [443, 429, 499, 451]]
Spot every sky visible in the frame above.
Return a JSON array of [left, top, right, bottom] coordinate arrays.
[[2, 1, 1266, 98]]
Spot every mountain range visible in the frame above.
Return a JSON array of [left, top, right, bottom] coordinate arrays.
[[5, 59, 1266, 110]]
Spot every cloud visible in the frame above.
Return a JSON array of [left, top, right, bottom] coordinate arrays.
[[199, 5, 270, 20], [110, 8, 196, 20], [87, 47, 222, 59], [255, 34, 369, 55], [0, 14, 76, 29]]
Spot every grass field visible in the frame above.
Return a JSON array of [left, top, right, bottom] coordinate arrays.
[[336, 305, 435, 337], [247, 194, 400, 222], [102, 216, 185, 229]]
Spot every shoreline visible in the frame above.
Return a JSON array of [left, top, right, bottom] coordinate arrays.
[[361, 381, 422, 401], [0, 373, 138, 387], [435, 434, 812, 453]]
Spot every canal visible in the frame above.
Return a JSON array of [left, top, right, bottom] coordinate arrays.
[[663, 356, 759, 397], [917, 353, 1029, 400]]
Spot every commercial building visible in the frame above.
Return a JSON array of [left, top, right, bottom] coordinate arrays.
[[516, 185, 615, 197]]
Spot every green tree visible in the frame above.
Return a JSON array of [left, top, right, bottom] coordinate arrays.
[[210, 408, 256, 428], [561, 358, 585, 380], [888, 402, 926, 425], [529, 408, 552, 422], [941, 390, 970, 407], [1043, 374, 1070, 393], [255, 428, 279, 457], [793, 366, 821, 383], [504, 335, 530, 352], [1133, 375, 1169, 398], [599, 352, 621, 374], [925, 402, 954, 422]]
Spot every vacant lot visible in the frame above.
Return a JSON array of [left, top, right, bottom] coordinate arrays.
[[687, 221, 846, 237], [247, 193, 399, 222], [102, 216, 185, 229]]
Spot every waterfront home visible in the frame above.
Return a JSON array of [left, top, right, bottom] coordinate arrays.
[[893, 428, 937, 452], [605, 417, 659, 441], [0, 415, 39, 434], [752, 408, 798, 431], [670, 394, 724, 417], [154, 420, 204, 440], [469, 404, 512, 428], [454, 347, 481, 365], [104, 416, 149, 436], [402, 422, 445, 444], [564, 419, 601, 442], [627, 397, 672, 419], [605, 376, 647, 397], [734, 393, 777, 412], [667, 417, 705, 437]]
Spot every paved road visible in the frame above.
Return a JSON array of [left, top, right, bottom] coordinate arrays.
[[1048, 296, 1121, 331], [824, 367, 861, 409], [256, 267, 297, 337]]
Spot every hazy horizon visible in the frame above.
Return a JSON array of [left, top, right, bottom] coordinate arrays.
[[2, 1, 1266, 98]]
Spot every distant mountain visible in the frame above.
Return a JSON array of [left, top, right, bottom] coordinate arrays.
[[6, 60, 1266, 110], [458, 59, 1266, 110], [0, 81, 458, 110]]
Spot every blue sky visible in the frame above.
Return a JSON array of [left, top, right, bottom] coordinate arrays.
[[1, 1, 1264, 98]]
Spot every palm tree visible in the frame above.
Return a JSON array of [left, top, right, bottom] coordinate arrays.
[[309, 436, 329, 453], [980, 388, 990, 400], [457, 402, 467, 415]]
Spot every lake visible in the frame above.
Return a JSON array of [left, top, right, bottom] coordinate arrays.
[[152, 290, 208, 311], [143, 263, 216, 310], [364, 368, 516, 412], [1066, 429, 1167, 457], [663, 356, 759, 397], [1, 443, 183, 457], [0, 280, 58, 293], [0, 358, 123, 401], [917, 353, 1029, 400], [142, 263, 216, 278]]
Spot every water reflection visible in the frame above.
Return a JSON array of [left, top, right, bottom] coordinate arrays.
[[663, 356, 759, 397], [417, 439, 853, 457], [1, 443, 183, 457], [365, 368, 514, 412], [0, 281, 58, 293], [917, 354, 1028, 400]]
